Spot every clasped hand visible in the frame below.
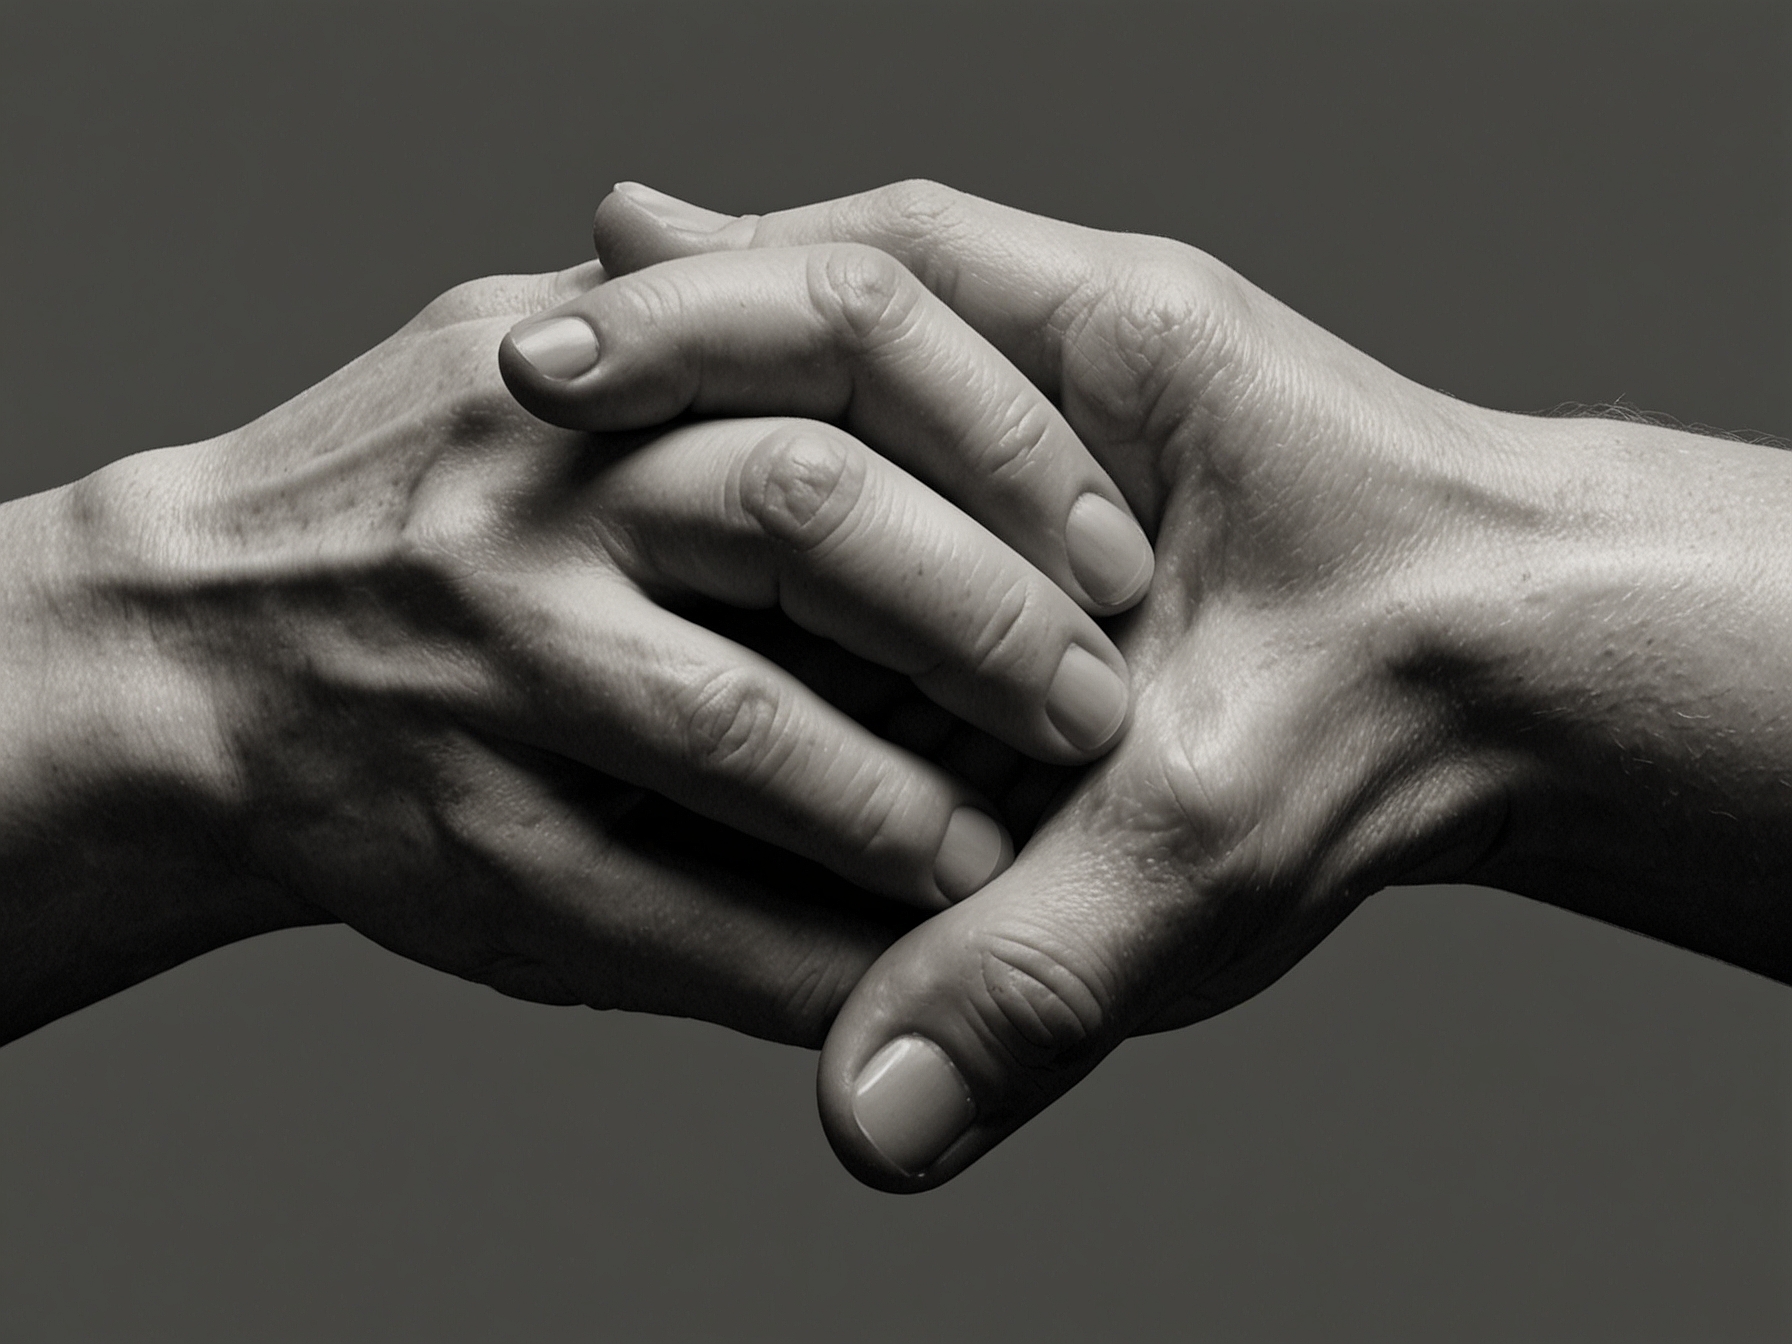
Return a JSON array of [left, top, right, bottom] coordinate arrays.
[[11, 181, 1787, 1196], [0, 218, 1143, 1047], [495, 183, 1515, 1188], [508, 180, 1792, 1191]]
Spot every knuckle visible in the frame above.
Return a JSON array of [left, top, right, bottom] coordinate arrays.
[[1132, 245, 1245, 366], [871, 178, 964, 237], [1111, 276, 1208, 376], [1134, 733, 1267, 875], [963, 578, 1038, 680], [1060, 255, 1227, 444], [392, 489, 502, 607], [412, 277, 496, 328], [738, 426, 868, 551], [808, 244, 922, 347], [676, 665, 788, 784], [969, 390, 1060, 484], [972, 927, 1115, 1062], [410, 274, 536, 329], [851, 179, 971, 307]]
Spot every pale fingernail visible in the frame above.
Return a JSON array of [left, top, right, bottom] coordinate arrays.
[[1046, 645, 1129, 752], [852, 1036, 975, 1176], [510, 315, 599, 380], [933, 806, 1012, 902], [1065, 493, 1153, 610], [613, 181, 734, 233]]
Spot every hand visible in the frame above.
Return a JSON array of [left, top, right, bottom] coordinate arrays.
[[0, 256, 1138, 1044], [595, 181, 1792, 1188]]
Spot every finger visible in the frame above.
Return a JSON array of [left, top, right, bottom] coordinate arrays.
[[395, 732, 910, 1047], [499, 244, 1154, 615], [596, 418, 1132, 762], [688, 606, 1045, 825], [566, 792, 907, 1044], [487, 576, 1016, 909], [811, 809, 1205, 1192], [590, 180, 1120, 402]]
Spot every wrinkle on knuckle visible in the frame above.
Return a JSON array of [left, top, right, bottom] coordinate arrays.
[[1133, 734, 1267, 880], [676, 665, 789, 785], [969, 391, 1060, 485], [739, 426, 867, 552], [870, 178, 963, 241], [809, 244, 922, 350], [973, 929, 1114, 1061], [854, 179, 969, 307], [1117, 304, 1206, 414], [964, 578, 1037, 679], [1062, 251, 1227, 445]]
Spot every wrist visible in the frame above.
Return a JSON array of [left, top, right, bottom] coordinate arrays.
[[1435, 410, 1792, 973], [0, 454, 323, 1041]]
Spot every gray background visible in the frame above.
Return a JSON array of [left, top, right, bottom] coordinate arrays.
[[0, 1, 1787, 1338]]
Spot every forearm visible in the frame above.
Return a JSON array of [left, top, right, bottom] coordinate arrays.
[[0, 475, 323, 1043], [1455, 412, 1792, 978]]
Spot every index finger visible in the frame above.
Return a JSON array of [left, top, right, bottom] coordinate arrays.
[[501, 243, 1154, 614], [592, 180, 1114, 401]]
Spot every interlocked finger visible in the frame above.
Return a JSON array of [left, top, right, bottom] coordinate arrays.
[[589, 417, 1132, 763], [491, 575, 1018, 909], [500, 244, 1154, 615]]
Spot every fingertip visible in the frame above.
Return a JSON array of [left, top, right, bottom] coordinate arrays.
[[1066, 492, 1155, 614], [508, 313, 600, 381], [932, 806, 1014, 904], [817, 829, 1155, 1194], [592, 188, 670, 275], [1045, 644, 1131, 756], [495, 330, 544, 410], [497, 313, 602, 429], [848, 1035, 976, 1181], [818, 1020, 975, 1193], [612, 180, 736, 232], [596, 182, 740, 275]]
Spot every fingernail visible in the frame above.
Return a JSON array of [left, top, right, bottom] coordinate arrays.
[[852, 1036, 975, 1176], [1065, 493, 1153, 609], [613, 181, 733, 233], [933, 806, 1012, 902], [510, 315, 599, 380], [1046, 645, 1129, 752]]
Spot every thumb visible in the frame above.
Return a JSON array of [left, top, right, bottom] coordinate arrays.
[[817, 824, 1194, 1192]]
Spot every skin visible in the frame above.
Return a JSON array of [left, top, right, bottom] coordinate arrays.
[[517, 179, 1792, 1191], [0, 257, 1144, 1047]]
